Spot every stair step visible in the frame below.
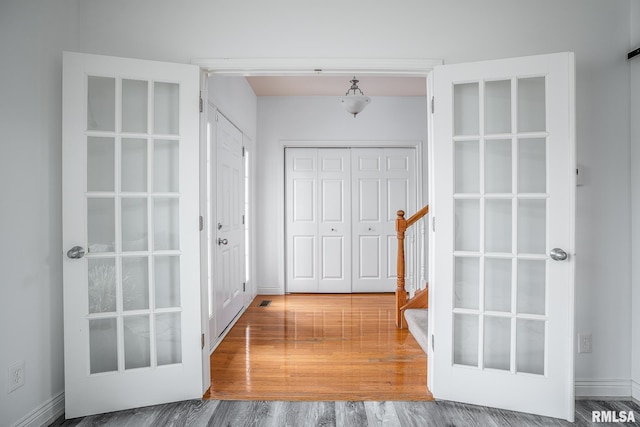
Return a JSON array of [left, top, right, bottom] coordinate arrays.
[[404, 309, 428, 354]]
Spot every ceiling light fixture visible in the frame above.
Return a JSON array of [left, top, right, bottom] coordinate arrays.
[[340, 77, 371, 118]]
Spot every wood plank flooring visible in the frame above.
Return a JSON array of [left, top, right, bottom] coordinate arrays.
[[53, 399, 640, 426], [204, 294, 432, 401]]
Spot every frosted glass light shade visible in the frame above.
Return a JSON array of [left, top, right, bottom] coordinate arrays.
[[340, 95, 371, 117]]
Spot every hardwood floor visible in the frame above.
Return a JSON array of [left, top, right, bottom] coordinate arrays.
[[53, 399, 640, 426], [204, 293, 432, 401]]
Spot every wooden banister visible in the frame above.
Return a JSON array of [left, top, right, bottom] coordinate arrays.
[[395, 205, 429, 328], [406, 204, 429, 228]]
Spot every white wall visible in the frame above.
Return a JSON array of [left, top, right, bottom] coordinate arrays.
[[207, 76, 258, 143], [630, 1, 640, 402], [0, 1, 636, 425], [255, 96, 428, 293], [0, 1, 78, 426]]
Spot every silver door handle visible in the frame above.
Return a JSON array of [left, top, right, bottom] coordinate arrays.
[[67, 246, 85, 259], [550, 248, 568, 261], [218, 238, 228, 246]]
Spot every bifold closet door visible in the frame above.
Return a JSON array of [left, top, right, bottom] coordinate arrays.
[[351, 148, 416, 292], [286, 148, 352, 293]]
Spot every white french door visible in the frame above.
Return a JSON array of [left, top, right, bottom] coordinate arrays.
[[62, 52, 202, 418], [430, 52, 575, 420], [351, 148, 416, 292], [213, 112, 245, 336]]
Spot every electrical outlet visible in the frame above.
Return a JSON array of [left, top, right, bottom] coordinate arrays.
[[7, 360, 25, 393], [578, 333, 592, 354]]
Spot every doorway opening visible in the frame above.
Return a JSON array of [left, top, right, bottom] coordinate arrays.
[[200, 62, 436, 401]]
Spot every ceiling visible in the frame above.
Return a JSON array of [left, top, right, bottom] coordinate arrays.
[[246, 76, 427, 97]]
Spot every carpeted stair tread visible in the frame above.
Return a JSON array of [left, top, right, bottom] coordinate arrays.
[[404, 308, 428, 354]]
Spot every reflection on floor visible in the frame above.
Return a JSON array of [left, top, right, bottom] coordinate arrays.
[[204, 293, 432, 401]]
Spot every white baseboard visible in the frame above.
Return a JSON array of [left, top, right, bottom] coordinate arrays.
[[632, 380, 640, 402], [10, 391, 64, 427], [209, 301, 252, 354], [575, 379, 632, 399], [256, 287, 283, 295]]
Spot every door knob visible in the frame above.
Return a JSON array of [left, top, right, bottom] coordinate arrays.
[[218, 238, 228, 246], [67, 246, 85, 259], [550, 248, 568, 261]]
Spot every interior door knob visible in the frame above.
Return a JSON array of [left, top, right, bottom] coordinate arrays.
[[218, 238, 228, 246], [67, 246, 85, 259], [550, 248, 568, 261]]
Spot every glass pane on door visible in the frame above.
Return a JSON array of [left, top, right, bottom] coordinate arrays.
[[87, 76, 115, 132], [122, 79, 148, 133], [484, 316, 511, 371], [124, 315, 151, 370], [485, 80, 511, 134], [87, 137, 115, 192], [451, 77, 549, 376], [89, 318, 118, 374], [454, 83, 479, 136], [121, 138, 147, 192], [518, 77, 546, 132], [88, 258, 116, 313]]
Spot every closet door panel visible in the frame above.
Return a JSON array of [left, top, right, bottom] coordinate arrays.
[[352, 148, 416, 292], [286, 148, 318, 292], [317, 149, 351, 292]]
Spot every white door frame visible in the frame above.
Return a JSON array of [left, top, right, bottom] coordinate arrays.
[[196, 57, 441, 294], [197, 57, 438, 394], [281, 141, 424, 295]]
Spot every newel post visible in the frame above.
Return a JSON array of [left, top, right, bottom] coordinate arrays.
[[396, 210, 407, 328]]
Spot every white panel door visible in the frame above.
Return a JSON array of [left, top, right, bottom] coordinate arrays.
[[214, 113, 245, 336], [62, 52, 202, 418], [431, 53, 575, 420], [286, 148, 318, 292], [318, 149, 352, 292], [351, 148, 416, 292], [286, 148, 351, 293]]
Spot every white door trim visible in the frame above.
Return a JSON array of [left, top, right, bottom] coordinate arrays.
[[193, 58, 442, 76], [192, 58, 439, 296], [278, 140, 424, 295]]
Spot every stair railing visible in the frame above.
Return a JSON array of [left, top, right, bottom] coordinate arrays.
[[396, 204, 429, 328]]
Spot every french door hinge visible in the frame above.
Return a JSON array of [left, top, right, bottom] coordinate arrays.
[[432, 217, 436, 232], [199, 92, 203, 113], [201, 333, 205, 350], [431, 96, 434, 114], [199, 215, 204, 231], [242, 146, 246, 157], [242, 214, 245, 225], [431, 334, 435, 351], [243, 282, 246, 292]]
